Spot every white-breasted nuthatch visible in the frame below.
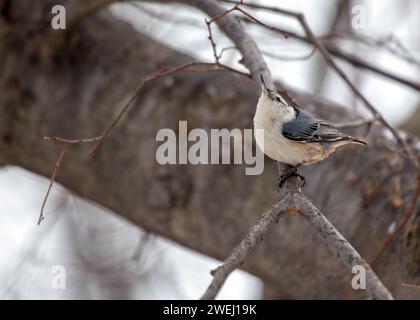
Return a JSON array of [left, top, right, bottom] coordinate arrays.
[[254, 75, 366, 186]]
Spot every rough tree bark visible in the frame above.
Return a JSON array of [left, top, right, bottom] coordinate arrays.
[[0, 0, 419, 298]]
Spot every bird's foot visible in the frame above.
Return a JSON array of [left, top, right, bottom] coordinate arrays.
[[277, 166, 305, 191]]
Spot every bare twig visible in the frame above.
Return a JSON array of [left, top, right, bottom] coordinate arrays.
[[296, 193, 393, 300], [263, 45, 317, 61], [234, 6, 287, 39], [341, 174, 420, 299], [368, 176, 420, 266], [401, 283, 420, 289], [218, 46, 236, 59], [38, 142, 69, 225], [217, 45, 318, 62], [331, 117, 377, 129], [200, 197, 292, 299], [205, 19, 220, 63], [201, 186, 394, 299], [130, 2, 201, 28]]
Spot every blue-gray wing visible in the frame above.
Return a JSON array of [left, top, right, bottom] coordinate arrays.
[[282, 107, 320, 141], [282, 107, 363, 143]]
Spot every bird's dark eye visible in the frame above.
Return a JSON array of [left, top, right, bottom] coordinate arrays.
[[276, 97, 282, 103]]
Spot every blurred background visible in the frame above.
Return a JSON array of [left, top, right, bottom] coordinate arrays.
[[0, 0, 419, 299]]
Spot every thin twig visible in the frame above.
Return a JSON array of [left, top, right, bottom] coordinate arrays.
[[296, 193, 393, 300], [341, 174, 420, 299], [221, 45, 318, 62], [38, 142, 69, 225], [200, 197, 291, 299], [205, 19, 220, 63], [263, 45, 317, 61], [218, 46, 236, 59], [130, 2, 201, 28], [331, 117, 377, 129], [368, 176, 420, 266], [201, 185, 394, 299], [207, 1, 238, 23], [234, 6, 287, 39], [401, 283, 420, 289]]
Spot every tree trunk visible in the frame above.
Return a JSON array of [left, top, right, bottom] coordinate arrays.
[[1, 0, 419, 298]]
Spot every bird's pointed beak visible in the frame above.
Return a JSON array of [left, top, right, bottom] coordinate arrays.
[[260, 75, 269, 94]]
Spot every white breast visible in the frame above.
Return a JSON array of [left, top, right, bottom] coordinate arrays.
[[253, 94, 316, 166]]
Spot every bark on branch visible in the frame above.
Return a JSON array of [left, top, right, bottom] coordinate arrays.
[[202, 190, 394, 299], [200, 197, 289, 300]]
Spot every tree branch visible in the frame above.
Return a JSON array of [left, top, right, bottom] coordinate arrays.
[[296, 193, 393, 300], [201, 184, 394, 299], [200, 196, 291, 300]]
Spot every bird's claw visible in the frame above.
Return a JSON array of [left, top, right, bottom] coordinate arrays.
[[277, 167, 305, 191]]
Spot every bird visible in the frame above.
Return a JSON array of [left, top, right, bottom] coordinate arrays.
[[254, 75, 366, 188]]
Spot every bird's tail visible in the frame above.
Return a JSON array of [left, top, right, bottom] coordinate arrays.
[[333, 136, 367, 147], [346, 137, 367, 145], [317, 124, 367, 146]]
